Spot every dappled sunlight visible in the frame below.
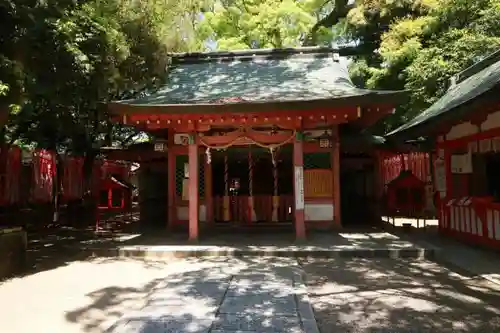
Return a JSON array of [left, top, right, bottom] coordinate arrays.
[[8, 227, 500, 332], [79, 231, 430, 256], [339, 232, 399, 240], [302, 257, 500, 332], [28, 256, 305, 333], [0, 257, 184, 332], [434, 288, 485, 304], [80, 234, 142, 245]]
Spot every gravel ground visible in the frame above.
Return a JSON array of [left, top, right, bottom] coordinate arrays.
[[300, 258, 500, 333]]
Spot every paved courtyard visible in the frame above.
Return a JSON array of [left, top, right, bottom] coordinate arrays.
[[106, 257, 315, 333], [1, 230, 500, 333], [302, 257, 500, 332], [0, 257, 316, 333]]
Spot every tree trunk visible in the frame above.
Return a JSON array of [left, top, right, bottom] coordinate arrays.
[[81, 149, 98, 227], [302, 1, 353, 46], [52, 150, 64, 226]]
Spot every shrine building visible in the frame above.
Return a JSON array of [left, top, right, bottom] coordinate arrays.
[[108, 47, 406, 241], [387, 48, 500, 250]]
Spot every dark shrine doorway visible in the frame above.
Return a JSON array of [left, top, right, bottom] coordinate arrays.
[[340, 153, 378, 227], [211, 146, 293, 223]]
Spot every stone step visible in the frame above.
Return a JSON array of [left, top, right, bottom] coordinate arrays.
[[211, 222, 294, 233], [79, 244, 436, 260]]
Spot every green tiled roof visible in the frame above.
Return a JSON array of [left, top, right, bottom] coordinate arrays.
[[110, 47, 405, 110], [387, 49, 500, 139]]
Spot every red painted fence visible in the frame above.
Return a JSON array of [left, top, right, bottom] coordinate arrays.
[[31, 149, 57, 203], [0, 145, 130, 206], [0, 145, 21, 205], [439, 198, 500, 250], [377, 151, 435, 218], [62, 156, 84, 201], [378, 151, 431, 187]]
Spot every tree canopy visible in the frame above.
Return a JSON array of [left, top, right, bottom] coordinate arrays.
[[1, 0, 500, 153], [0, 0, 197, 152], [197, 0, 500, 132], [346, 0, 500, 132]]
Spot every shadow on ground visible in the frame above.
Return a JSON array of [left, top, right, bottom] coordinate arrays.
[[63, 257, 301, 333], [5, 224, 421, 285], [300, 256, 500, 332], [6, 218, 500, 333]]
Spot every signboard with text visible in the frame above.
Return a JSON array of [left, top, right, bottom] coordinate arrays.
[[294, 166, 305, 210]]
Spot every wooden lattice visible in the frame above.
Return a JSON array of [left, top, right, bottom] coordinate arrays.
[[175, 155, 205, 199], [304, 169, 333, 198]]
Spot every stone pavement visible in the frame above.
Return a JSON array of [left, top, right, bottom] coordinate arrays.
[[73, 231, 436, 260], [402, 231, 500, 285], [302, 257, 500, 333], [106, 257, 318, 333]]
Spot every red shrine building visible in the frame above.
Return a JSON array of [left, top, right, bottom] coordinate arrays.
[[108, 47, 406, 241], [387, 49, 500, 250]]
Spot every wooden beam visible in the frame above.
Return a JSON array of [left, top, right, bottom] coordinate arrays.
[[332, 125, 341, 226], [353, 106, 394, 128], [121, 107, 361, 131], [293, 132, 306, 240], [188, 134, 199, 241], [167, 132, 176, 229]]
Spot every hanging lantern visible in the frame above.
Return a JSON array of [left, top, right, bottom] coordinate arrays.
[[318, 131, 333, 148], [154, 141, 167, 152]]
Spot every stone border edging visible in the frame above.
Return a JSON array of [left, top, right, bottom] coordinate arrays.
[[74, 246, 436, 260], [0, 227, 23, 235], [292, 268, 320, 333]]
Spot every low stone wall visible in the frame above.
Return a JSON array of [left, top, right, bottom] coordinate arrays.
[[0, 227, 27, 280]]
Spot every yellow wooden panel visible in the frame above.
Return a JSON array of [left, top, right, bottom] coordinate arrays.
[[304, 169, 333, 198], [182, 178, 189, 201]]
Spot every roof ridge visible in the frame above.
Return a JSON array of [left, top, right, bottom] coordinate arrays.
[[451, 48, 500, 86], [168, 46, 360, 64]]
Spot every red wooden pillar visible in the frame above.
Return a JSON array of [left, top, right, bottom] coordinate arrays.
[[332, 126, 341, 226], [188, 134, 199, 241], [205, 149, 214, 224], [167, 148, 176, 229], [293, 132, 306, 240], [247, 147, 254, 224]]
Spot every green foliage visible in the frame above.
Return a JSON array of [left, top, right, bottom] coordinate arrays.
[[345, 0, 500, 133], [2, 0, 500, 149], [0, 0, 196, 150], [197, 0, 500, 135], [196, 0, 319, 49]]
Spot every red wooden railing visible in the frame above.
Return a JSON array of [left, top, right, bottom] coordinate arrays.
[[214, 195, 293, 222], [439, 197, 500, 250]]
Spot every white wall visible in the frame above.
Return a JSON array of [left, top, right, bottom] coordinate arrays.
[[304, 203, 334, 221]]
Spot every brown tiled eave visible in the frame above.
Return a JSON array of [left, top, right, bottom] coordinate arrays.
[[108, 91, 408, 117]]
